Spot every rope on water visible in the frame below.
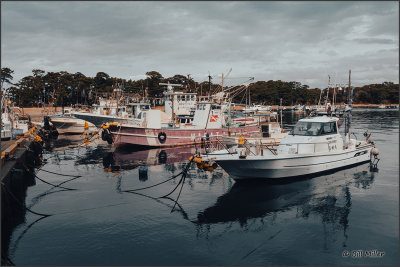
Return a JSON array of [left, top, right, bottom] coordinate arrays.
[[122, 170, 184, 193], [21, 162, 77, 190], [1, 181, 52, 217], [33, 173, 77, 191], [37, 168, 81, 178]]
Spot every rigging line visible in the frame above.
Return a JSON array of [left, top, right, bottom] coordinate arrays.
[[56, 175, 83, 186], [124, 190, 191, 221], [122, 170, 184, 192], [33, 173, 77, 191], [36, 168, 82, 178], [8, 215, 49, 258], [158, 158, 193, 198], [158, 174, 185, 199], [27, 189, 70, 209], [239, 229, 282, 262], [170, 168, 188, 212], [1, 182, 52, 217]]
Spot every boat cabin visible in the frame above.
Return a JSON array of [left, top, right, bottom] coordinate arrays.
[[127, 102, 151, 118], [278, 116, 343, 154], [291, 120, 337, 136]]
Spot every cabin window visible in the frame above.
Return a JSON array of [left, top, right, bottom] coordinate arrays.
[[321, 122, 337, 135], [293, 121, 337, 136], [292, 122, 323, 136]]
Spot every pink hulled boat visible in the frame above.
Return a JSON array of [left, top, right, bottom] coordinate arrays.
[[107, 101, 261, 148]]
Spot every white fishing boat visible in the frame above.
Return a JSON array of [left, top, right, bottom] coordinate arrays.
[[1, 113, 12, 141], [242, 104, 272, 114], [50, 109, 97, 135], [71, 97, 134, 127], [1, 95, 30, 140], [206, 115, 378, 180]]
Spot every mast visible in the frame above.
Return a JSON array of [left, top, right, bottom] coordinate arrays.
[[221, 72, 224, 92], [208, 74, 212, 97], [325, 75, 330, 111]]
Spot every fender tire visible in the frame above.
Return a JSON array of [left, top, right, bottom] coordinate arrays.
[[158, 132, 167, 144]]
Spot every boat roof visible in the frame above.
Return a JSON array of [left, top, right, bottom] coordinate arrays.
[[299, 115, 339, 123]]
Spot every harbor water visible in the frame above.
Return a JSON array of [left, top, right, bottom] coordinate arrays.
[[3, 109, 399, 265]]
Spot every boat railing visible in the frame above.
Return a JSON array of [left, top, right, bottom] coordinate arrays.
[[193, 135, 233, 155]]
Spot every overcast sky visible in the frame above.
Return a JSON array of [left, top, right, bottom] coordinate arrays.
[[1, 1, 399, 88]]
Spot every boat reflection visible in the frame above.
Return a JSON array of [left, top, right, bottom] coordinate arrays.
[[101, 145, 199, 176], [194, 163, 375, 230]]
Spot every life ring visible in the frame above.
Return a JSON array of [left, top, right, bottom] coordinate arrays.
[[158, 132, 167, 144]]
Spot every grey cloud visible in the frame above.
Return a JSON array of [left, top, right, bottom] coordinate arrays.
[[1, 1, 398, 89], [352, 38, 396, 44]]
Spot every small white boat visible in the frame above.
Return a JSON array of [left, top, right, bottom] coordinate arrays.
[[242, 104, 271, 114], [50, 109, 97, 135], [1, 113, 12, 141], [206, 116, 377, 180]]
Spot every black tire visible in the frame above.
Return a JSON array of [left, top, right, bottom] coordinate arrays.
[[158, 150, 167, 164], [106, 134, 113, 144], [158, 132, 167, 144], [101, 130, 106, 141]]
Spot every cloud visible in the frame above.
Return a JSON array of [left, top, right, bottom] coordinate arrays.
[[1, 1, 398, 88]]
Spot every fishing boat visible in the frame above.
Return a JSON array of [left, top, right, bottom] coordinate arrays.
[[1, 113, 12, 141], [207, 115, 377, 180], [71, 97, 135, 127], [205, 71, 378, 179], [104, 76, 265, 148], [1, 95, 30, 140], [242, 104, 272, 114], [106, 100, 261, 148], [50, 109, 97, 135]]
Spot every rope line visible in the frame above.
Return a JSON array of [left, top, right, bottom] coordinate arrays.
[[122, 170, 184, 193], [33, 173, 77, 191], [1, 182, 52, 217], [37, 168, 82, 178]]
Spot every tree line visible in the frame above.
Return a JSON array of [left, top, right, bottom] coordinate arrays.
[[1, 67, 398, 107]]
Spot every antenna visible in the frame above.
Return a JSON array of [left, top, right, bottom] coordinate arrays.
[[208, 71, 212, 96]]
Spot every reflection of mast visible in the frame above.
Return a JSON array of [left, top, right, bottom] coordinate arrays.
[[346, 70, 352, 144]]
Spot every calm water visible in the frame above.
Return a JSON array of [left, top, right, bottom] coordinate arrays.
[[4, 110, 399, 265]]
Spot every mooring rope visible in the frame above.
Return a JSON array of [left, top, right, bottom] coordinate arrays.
[[33, 173, 77, 191], [122, 170, 184, 193], [21, 161, 77, 191], [36, 168, 81, 178], [1, 181, 52, 217]]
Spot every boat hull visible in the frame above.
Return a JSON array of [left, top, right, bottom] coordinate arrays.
[[214, 144, 374, 180], [50, 118, 97, 135], [109, 125, 260, 148]]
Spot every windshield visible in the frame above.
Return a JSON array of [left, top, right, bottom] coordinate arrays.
[[292, 121, 337, 136]]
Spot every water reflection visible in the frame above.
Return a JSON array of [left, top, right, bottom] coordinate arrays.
[[194, 163, 375, 239]]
